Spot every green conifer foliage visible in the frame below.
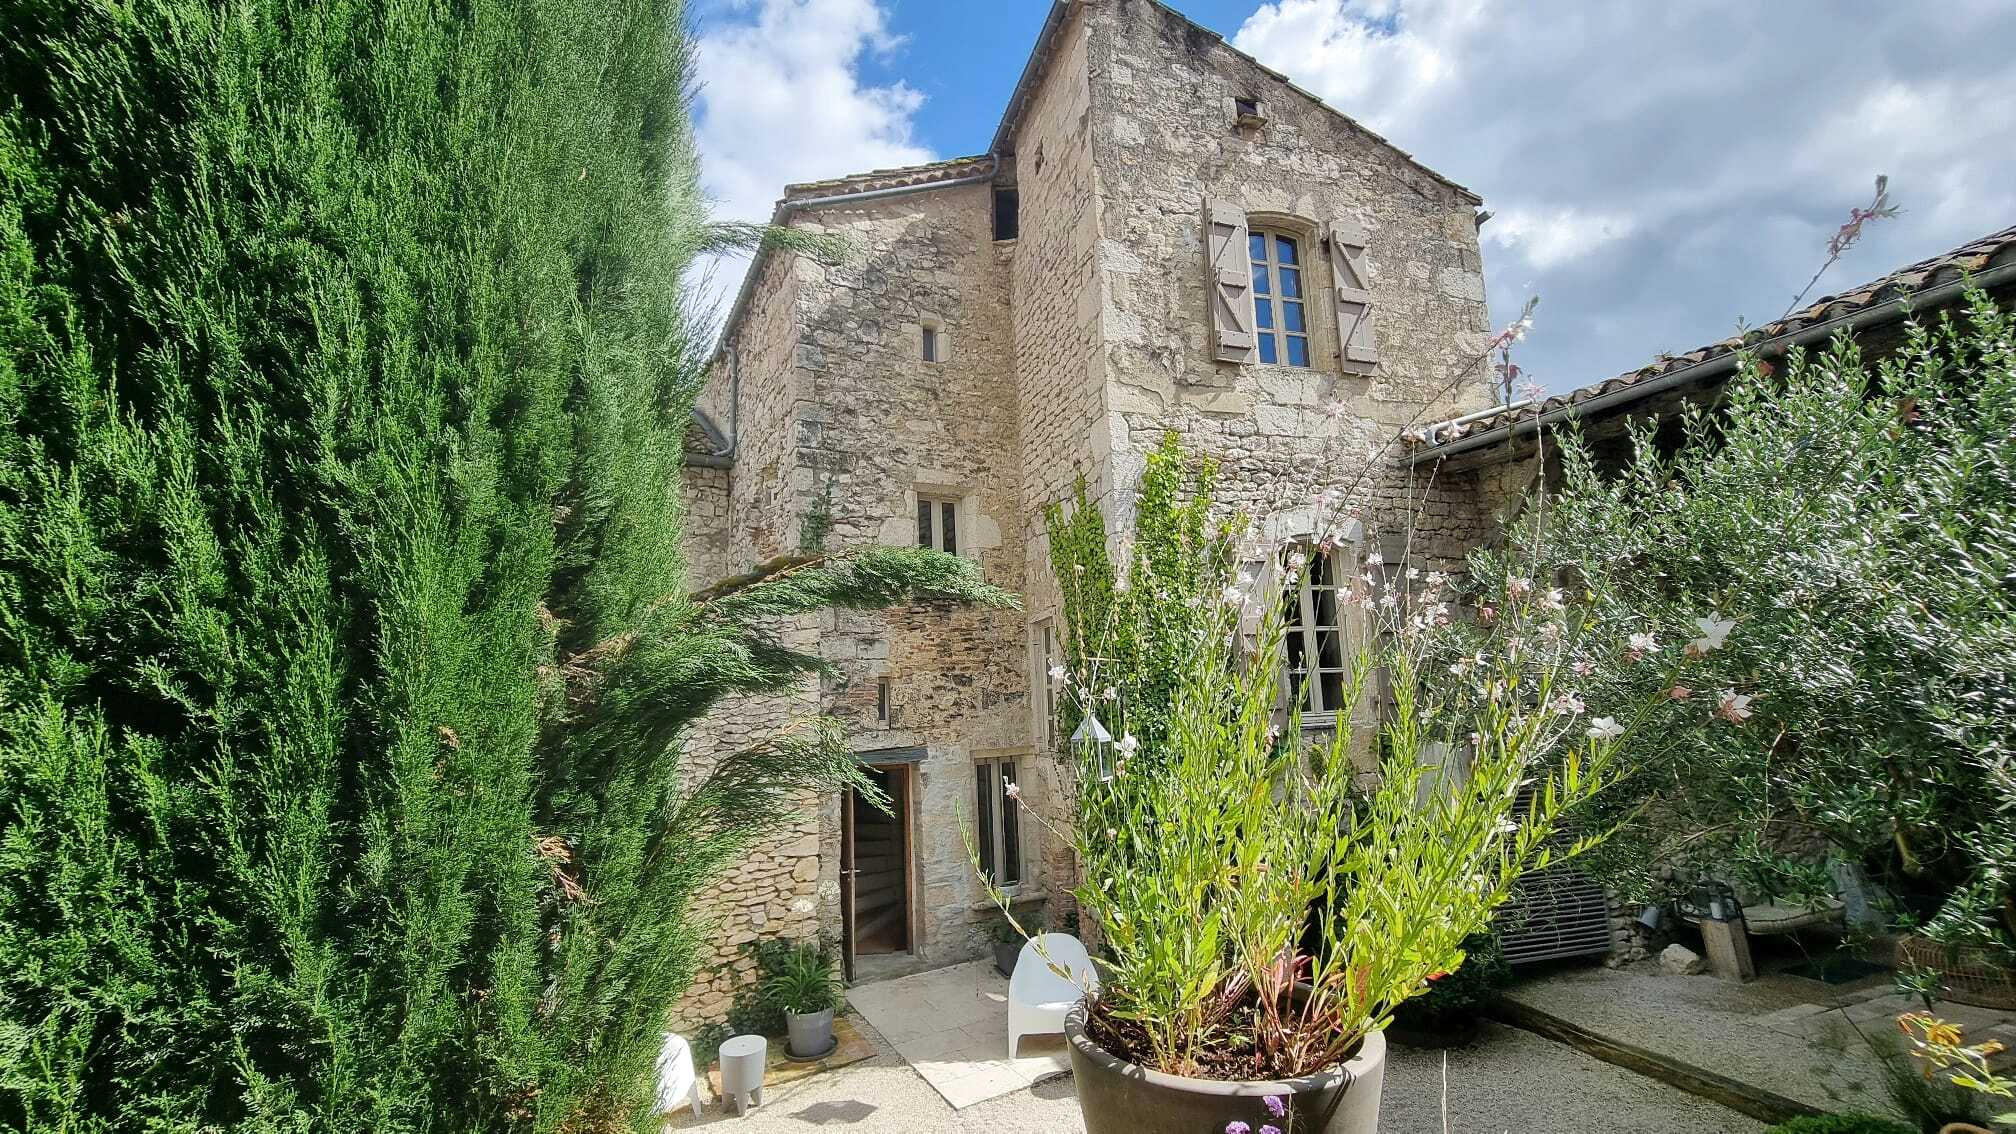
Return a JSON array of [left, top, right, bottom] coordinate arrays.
[[0, 3, 1010, 1130]]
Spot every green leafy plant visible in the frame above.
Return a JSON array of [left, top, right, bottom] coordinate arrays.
[[0, 3, 1009, 1129], [759, 941, 843, 1017], [986, 435, 1724, 1082], [1451, 288, 2016, 957], [1388, 934, 1512, 1043]]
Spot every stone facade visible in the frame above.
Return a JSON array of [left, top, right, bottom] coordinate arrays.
[[674, 0, 1509, 1025]]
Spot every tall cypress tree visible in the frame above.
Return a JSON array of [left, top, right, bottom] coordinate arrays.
[[0, 2, 1009, 1130]]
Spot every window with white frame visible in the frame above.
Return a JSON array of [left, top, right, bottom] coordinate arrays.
[[1032, 620, 1060, 748], [1282, 545, 1352, 715], [916, 494, 958, 553], [1250, 229, 1310, 367], [974, 758, 1022, 885]]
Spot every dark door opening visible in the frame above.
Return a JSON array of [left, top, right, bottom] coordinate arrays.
[[842, 764, 912, 966]]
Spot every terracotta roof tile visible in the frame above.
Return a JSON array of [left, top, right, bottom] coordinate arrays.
[[1412, 222, 2016, 451]]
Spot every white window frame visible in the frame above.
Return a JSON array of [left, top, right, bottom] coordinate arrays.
[[1284, 544, 1356, 720], [1250, 228, 1311, 368], [1031, 620, 1060, 749], [973, 757, 1023, 887], [916, 493, 960, 553]]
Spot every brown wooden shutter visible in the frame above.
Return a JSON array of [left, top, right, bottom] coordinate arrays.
[[1206, 199, 1256, 364], [1326, 219, 1380, 369]]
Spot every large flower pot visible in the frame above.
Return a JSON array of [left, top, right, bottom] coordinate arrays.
[[1065, 1002, 1385, 1134], [994, 941, 1020, 978], [784, 1008, 836, 1060]]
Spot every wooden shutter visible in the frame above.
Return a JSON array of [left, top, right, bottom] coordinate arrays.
[[1326, 219, 1380, 369], [1206, 199, 1256, 364]]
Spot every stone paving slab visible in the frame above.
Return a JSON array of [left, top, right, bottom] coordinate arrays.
[[844, 959, 1071, 1110]]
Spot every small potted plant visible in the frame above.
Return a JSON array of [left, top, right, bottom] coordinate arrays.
[[990, 917, 1023, 978], [759, 941, 843, 1060], [1386, 933, 1512, 1049]]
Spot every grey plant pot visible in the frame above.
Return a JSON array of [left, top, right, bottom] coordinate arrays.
[[993, 942, 1020, 978], [785, 1007, 836, 1060], [1065, 1001, 1385, 1134]]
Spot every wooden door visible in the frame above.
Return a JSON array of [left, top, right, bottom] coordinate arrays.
[[846, 765, 911, 957], [839, 784, 857, 982]]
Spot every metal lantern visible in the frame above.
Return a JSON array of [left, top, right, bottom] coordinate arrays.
[[1071, 712, 1116, 782]]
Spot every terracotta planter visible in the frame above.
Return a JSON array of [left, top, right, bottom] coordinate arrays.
[[1065, 1002, 1385, 1134]]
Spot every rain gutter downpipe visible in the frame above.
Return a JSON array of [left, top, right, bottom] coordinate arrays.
[[1411, 259, 2016, 466]]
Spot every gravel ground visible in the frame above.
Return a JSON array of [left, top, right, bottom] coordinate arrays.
[[667, 1016, 1763, 1133], [1500, 960, 1899, 1118]]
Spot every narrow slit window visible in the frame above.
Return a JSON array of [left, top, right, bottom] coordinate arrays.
[[876, 677, 891, 726], [1034, 621, 1060, 748], [993, 187, 1020, 241], [1250, 229, 1310, 367], [922, 325, 940, 363]]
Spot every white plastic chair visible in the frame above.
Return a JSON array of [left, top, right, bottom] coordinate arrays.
[[653, 1031, 704, 1119], [1007, 932, 1096, 1058]]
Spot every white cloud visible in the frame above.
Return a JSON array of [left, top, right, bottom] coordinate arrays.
[[1234, 0, 2016, 392], [691, 0, 935, 315], [1485, 208, 1637, 271]]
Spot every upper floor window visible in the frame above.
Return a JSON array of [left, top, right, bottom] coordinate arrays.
[[1250, 230, 1310, 367], [917, 494, 958, 553], [1283, 545, 1350, 715], [922, 324, 942, 363]]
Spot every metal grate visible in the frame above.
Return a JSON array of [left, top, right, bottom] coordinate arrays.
[[1495, 785, 1614, 965]]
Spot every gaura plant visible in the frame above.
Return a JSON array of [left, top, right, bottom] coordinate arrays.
[[983, 441, 1729, 1082]]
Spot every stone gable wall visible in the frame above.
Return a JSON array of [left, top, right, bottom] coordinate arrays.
[[1082, 0, 1497, 570]]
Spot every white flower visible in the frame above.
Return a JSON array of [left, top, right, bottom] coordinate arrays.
[[1101, 685, 1118, 702], [1406, 567, 1421, 581], [1552, 691, 1586, 716], [1497, 819, 1520, 835], [1004, 781, 1022, 802], [1541, 588, 1566, 611], [1221, 583, 1245, 606], [1118, 733, 1140, 757], [1715, 689, 1754, 724], [1365, 550, 1384, 568], [1686, 614, 1736, 656], [1587, 716, 1626, 740], [1047, 664, 1069, 683], [1506, 576, 1532, 598], [1572, 660, 1596, 677], [1626, 632, 1658, 661]]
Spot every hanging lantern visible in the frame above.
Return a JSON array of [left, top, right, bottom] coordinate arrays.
[[1071, 712, 1116, 782]]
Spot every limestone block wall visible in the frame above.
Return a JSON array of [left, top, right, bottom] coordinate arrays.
[[680, 462, 733, 592], [785, 178, 1039, 973], [1081, 0, 1496, 570]]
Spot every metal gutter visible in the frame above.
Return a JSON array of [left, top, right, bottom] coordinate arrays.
[[1410, 259, 2016, 467]]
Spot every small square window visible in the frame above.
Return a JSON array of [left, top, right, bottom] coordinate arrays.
[[916, 494, 959, 553], [1234, 97, 1266, 127]]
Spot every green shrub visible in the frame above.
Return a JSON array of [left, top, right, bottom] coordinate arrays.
[[1390, 933, 1512, 1038], [0, 2, 1009, 1129], [1767, 1114, 1915, 1134]]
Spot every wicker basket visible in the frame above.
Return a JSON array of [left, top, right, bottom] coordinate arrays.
[[1895, 934, 2016, 1010]]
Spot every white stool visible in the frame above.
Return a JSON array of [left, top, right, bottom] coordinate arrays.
[[717, 1034, 767, 1116], [653, 1032, 704, 1119]]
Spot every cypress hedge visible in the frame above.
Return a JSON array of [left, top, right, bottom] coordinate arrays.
[[0, 2, 1009, 1129]]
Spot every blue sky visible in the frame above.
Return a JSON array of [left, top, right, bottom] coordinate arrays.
[[690, 0, 2016, 398]]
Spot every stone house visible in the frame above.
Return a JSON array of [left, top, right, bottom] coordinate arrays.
[[672, 0, 1508, 1024]]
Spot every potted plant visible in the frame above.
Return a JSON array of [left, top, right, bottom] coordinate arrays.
[[980, 439, 1719, 1133], [990, 917, 1023, 978], [759, 941, 842, 1060], [1386, 933, 1512, 1049]]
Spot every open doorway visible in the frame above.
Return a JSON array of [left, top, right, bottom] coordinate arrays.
[[841, 763, 912, 977]]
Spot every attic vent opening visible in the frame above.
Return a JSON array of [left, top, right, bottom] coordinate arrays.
[[1234, 96, 1267, 129], [993, 187, 1019, 241]]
